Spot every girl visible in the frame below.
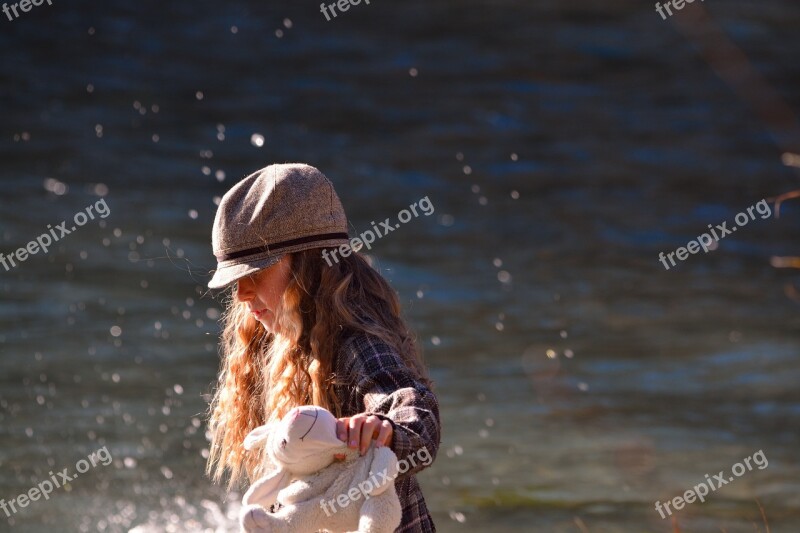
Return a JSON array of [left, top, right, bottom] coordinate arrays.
[[205, 163, 441, 532]]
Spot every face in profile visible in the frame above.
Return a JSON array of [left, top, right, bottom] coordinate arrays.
[[234, 255, 293, 333]]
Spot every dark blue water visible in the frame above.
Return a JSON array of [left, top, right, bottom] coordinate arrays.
[[1, 0, 800, 531]]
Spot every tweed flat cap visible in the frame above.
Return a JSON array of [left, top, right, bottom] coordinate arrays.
[[208, 163, 349, 289]]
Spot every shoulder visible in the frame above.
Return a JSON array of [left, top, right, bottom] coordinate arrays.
[[334, 330, 406, 381]]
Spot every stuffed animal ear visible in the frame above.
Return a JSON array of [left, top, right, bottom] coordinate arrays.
[[365, 447, 400, 497], [242, 468, 291, 509], [243, 423, 275, 451]]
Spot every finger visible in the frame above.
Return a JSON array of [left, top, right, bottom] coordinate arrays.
[[375, 420, 393, 448], [336, 419, 348, 442], [334, 453, 346, 461], [348, 417, 363, 449], [360, 416, 380, 455]]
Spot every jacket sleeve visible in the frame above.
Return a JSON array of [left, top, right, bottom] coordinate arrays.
[[345, 334, 441, 479]]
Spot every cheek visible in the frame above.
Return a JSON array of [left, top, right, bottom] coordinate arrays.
[[256, 269, 291, 309], [257, 287, 280, 310]]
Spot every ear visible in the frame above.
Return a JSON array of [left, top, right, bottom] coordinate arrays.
[[243, 423, 275, 451], [365, 447, 399, 497], [242, 468, 291, 509]]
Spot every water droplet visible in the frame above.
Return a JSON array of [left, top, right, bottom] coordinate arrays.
[[251, 133, 265, 147], [43, 178, 68, 195]]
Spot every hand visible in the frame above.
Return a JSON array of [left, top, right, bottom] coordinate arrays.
[[334, 414, 393, 458]]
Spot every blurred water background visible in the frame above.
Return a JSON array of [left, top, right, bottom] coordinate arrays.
[[1, 0, 800, 531]]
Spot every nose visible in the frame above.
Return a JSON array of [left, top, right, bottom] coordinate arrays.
[[234, 278, 254, 303]]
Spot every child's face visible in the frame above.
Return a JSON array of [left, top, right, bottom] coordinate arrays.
[[235, 255, 293, 333]]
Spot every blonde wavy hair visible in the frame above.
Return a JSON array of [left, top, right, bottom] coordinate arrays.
[[206, 249, 430, 489]]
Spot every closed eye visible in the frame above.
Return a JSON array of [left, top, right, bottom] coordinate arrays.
[[297, 409, 319, 441]]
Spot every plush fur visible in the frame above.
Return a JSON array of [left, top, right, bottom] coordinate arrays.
[[240, 406, 402, 533]]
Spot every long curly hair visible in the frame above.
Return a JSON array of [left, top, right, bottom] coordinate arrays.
[[205, 249, 430, 489]]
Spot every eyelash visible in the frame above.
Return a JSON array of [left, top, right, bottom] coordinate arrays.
[[280, 439, 287, 450]]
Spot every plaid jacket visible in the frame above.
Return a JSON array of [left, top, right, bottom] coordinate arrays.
[[332, 331, 441, 533]]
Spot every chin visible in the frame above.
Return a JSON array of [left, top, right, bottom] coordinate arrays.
[[258, 317, 279, 334]]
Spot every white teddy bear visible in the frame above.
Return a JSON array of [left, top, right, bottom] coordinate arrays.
[[240, 405, 402, 533]]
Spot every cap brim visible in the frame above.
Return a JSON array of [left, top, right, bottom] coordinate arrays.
[[208, 254, 284, 289]]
